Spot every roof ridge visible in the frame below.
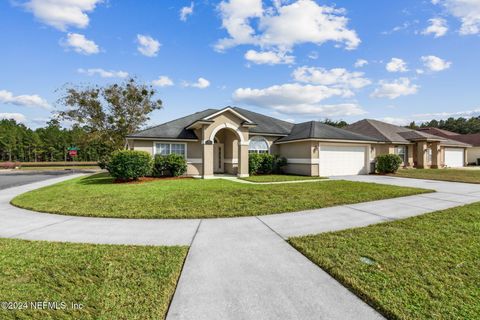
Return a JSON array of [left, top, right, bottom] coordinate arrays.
[[310, 121, 315, 138], [133, 108, 218, 134]]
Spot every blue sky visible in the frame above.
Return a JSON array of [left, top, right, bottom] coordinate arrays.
[[1, 0, 479, 128]]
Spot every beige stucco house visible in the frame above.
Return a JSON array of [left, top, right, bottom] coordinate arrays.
[[346, 119, 470, 169], [126, 107, 379, 178], [417, 127, 480, 165]]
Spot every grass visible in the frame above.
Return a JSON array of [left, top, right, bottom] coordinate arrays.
[[392, 168, 480, 184], [11, 173, 431, 219], [290, 203, 480, 320], [0, 238, 187, 320], [241, 174, 325, 183]]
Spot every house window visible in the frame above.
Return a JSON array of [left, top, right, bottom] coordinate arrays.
[[426, 148, 432, 163], [249, 136, 269, 154], [394, 146, 407, 163], [155, 143, 186, 157]]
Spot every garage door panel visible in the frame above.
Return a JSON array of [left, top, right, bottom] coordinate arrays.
[[444, 148, 464, 168], [319, 146, 367, 176]]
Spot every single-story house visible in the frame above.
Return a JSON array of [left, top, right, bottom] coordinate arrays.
[[345, 119, 470, 169], [417, 127, 480, 164], [126, 107, 380, 178]]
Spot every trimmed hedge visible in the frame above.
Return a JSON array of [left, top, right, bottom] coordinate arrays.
[[107, 150, 152, 180], [153, 154, 187, 177], [376, 154, 403, 174], [249, 153, 287, 175]]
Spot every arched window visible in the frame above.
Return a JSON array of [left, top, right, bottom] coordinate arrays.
[[249, 136, 269, 154]]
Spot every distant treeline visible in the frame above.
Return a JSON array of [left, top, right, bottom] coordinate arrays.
[[0, 119, 113, 162], [408, 117, 480, 134]]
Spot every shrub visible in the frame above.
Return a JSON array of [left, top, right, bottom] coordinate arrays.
[[249, 153, 287, 175], [97, 155, 110, 170], [273, 155, 287, 174], [107, 150, 152, 180], [153, 154, 187, 177], [0, 162, 20, 169], [376, 154, 403, 174], [249, 153, 263, 175]]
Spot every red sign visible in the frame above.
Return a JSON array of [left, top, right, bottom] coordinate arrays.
[[69, 150, 78, 157]]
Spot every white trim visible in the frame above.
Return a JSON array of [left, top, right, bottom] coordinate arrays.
[[287, 158, 319, 164], [203, 107, 253, 123], [187, 158, 202, 164], [202, 175, 216, 179], [237, 173, 249, 178], [209, 123, 246, 143], [224, 158, 238, 164], [239, 142, 250, 146]]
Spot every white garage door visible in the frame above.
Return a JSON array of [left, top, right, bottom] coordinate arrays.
[[319, 145, 367, 176], [444, 148, 464, 168]]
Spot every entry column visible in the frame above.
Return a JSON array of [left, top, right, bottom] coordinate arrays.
[[202, 141, 214, 178], [237, 143, 249, 178]]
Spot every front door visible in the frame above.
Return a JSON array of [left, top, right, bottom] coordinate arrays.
[[214, 143, 224, 173]]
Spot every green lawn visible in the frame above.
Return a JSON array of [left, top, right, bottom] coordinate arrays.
[[241, 174, 325, 183], [392, 168, 480, 184], [0, 239, 187, 320], [11, 173, 431, 219], [290, 203, 480, 320]]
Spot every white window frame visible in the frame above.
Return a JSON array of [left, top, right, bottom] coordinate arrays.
[[394, 145, 407, 164], [248, 136, 270, 154], [153, 142, 187, 158]]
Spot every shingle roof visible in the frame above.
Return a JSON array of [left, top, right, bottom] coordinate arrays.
[[127, 109, 217, 139], [417, 127, 460, 138], [232, 107, 294, 135], [345, 119, 470, 147], [277, 121, 380, 143], [128, 107, 295, 139], [449, 133, 480, 147]]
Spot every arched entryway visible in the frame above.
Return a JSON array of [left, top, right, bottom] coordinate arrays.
[[211, 127, 242, 175]]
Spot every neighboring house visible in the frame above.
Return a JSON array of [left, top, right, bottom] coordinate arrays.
[[126, 107, 379, 178], [345, 119, 470, 169], [417, 127, 480, 164]]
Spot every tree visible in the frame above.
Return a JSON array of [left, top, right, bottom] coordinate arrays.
[[57, 78, 162, 152], [320, 119, 349, 128]]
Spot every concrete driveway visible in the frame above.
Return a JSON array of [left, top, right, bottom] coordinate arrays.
[[2, 174, 480, 320]]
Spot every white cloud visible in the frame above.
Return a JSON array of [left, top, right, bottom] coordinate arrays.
[[422, 18, 448, 37], [152, 76, 174, 87], [433, 0, 480, 35], [308, 51, 319, 60], [244, 49, 294, 65], [180, 2, 194, 21], [371, 78, 419, 99], [24, 0, 102, 31], [378, 117, 411, 126], [354, 59, 368, 68], [184, 77, 210, 89], [421, 55, 452, 72], [232, 83, 366, 116], [62, 33, 99, 55], [136, 34, 161, 57], [292, 66, 371, 91], [216, 0, 360, 53], [77, 68, 128, 78], [0, 90, 51, 109], [386, 58, 408, 73], [0, 113, 27, 123]]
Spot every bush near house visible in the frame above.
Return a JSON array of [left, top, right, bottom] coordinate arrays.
[[249, 153, 288, 175], [376, 154, 402, 174], [107, 150, 153, 181], [153, 154, 187, 177]]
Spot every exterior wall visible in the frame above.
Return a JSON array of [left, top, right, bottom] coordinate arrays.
[[222, 129, 239, 175], [131, 139, 203, 176], [278, 141, 316, 176], [373, 143, 414, 167], [467, 147, 480, 164]]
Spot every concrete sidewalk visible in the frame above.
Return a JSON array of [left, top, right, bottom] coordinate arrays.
[[2, 174, 480, 319]]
